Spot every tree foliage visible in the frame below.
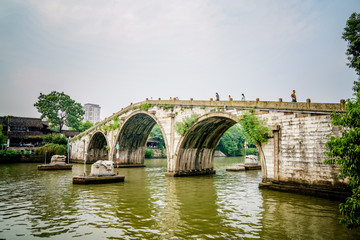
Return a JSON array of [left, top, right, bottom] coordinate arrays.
[[78, 121, 94, 132], [237, 111, 271, 146], [35, 143, 67, 156], [0, 125, 7, 144], [343, 12, 360, 92], [43, 134, 67, 145], [34, 91, 85, 133], [150, 124, 165, 149], [216, 125, 245, 156], [325, 12, 360, 229], [175, 113, 199, 136]]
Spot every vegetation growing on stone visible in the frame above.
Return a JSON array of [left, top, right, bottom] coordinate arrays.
[[110, 116, 121, 130], [162, 104, 174, 111], [71, 133, 84, 142], [237, 111, 271, 146], [102, 125, 110, 133], [324, 12, 360, 229], [139, 103, 152, 111], [175, 113, 199, 136]]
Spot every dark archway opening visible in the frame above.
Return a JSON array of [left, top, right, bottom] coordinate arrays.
[[113, 113, 159, 166], [87, 132, 108, 163], [176, 116, 237, 175]]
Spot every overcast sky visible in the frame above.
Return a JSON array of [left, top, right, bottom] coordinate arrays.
[[0, 0, 359, 120]]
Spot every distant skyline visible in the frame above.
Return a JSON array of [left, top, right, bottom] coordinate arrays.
[[0, 0, 359, 120]]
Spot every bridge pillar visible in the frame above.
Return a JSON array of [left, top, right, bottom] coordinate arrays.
[[271, 125, 281, 181]]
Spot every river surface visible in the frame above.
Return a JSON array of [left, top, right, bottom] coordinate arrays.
[[0, 157, 359, 240]]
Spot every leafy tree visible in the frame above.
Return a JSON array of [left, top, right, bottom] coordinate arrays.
[[324, 12, 360, 229], [237, 111, 271, 147], [237, 110, 270, 166], [79, 121, 94, 132], [0, 125, 7, 144], [216, 125, 245, 156], [343, 12, 360, 91], [43, 134, 67, 145], [149, 124, 166, 157], [34, 91, 85, 133]]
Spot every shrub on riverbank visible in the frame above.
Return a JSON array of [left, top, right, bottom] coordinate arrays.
[[43, 134, 67, 145], [0, 149, 22, 161], [145, 148, 153, 158], [35, 143, 67, 156], [245, 148, 258, 155]]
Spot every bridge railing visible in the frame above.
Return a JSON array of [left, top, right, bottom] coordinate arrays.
[[74, 98, 346, 139]]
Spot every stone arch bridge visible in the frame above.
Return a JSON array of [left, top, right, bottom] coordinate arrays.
[[70, 98, 346, 193]]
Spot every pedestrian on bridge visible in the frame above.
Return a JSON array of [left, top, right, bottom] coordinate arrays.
[[241, 93, 246, 101], [216, 92, 219, 101], [291, 90, 297, 102]]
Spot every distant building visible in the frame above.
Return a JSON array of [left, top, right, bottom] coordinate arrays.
[[83, 103, 101, 124], [0, 116, 79, 147]]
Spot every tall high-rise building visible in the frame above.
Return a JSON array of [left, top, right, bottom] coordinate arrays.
[[83, 103, 101, 124]]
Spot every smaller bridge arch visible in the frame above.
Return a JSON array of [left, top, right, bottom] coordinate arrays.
[[112, 111, 169, 166], [87, 131, 109, 163]]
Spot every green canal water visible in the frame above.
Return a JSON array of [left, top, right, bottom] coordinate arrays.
[[0, 157, 359, 239]]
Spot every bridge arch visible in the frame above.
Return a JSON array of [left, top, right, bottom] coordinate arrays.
[[87, 131, 109, 162], [112, 111, 169, 166], [173, 112, 241, 175]]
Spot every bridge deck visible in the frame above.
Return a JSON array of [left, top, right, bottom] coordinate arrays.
[[82, 98, 345, 137]]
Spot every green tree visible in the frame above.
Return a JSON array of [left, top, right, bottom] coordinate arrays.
[[43, 134, 67, 145], [79, 121, 94, 132], [34, 91, 85, 133], [149, 124, 165, 148], [0, 125, 7, 144], [216, 125, 245, 156], [237, 110, 270, 164], [343, 12, 360, 92], [324, 12, 360, 229], [238, 111, 271, 147]]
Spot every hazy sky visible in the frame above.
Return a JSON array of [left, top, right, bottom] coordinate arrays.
[[1, 0, 359, 120]]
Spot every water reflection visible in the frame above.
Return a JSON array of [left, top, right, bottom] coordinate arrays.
[[0, 158, 360, 239], [259, 188, 360, 240]]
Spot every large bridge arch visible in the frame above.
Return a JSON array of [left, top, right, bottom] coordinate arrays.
[[87, 131, 109, 163], [172, 112, 240, 176], [112, 111, 169, 166]]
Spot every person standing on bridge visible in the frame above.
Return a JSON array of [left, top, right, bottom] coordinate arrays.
[[216, 92, 219, 101], [241, 93, 246, 101], [291, 90, 297, 102]]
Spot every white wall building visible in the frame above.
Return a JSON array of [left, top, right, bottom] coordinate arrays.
[[83, 103, 101, 124]]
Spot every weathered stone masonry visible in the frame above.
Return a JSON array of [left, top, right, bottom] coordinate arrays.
[[70, 98, 347, 195]]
